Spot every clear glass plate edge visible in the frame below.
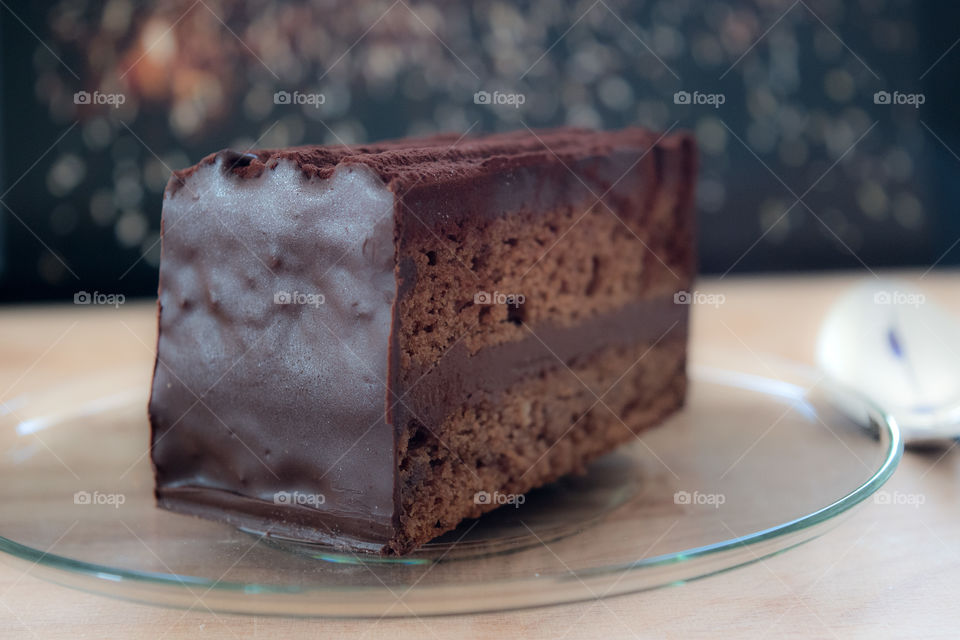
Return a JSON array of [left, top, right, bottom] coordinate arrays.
[[0, 360, 903, 617]]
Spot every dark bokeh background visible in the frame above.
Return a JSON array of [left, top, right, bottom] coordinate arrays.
[[1, 0, 958, 302]]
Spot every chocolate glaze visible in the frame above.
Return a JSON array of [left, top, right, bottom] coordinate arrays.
[[151, 161, 398, 546], [168, 127, 684, 199], [150, 127, 698, 553], [400, 298, 688, 429]]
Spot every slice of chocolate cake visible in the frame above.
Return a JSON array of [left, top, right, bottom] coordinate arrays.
[[148, 127, 697, 554]]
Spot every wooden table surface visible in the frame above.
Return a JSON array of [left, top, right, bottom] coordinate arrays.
[[1, 270, 958, 639]]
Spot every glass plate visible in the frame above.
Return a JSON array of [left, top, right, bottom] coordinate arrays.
[[0, 349, 901, 617]]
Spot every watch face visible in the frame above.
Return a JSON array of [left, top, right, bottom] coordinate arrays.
[[1, 0, 958, 302]]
